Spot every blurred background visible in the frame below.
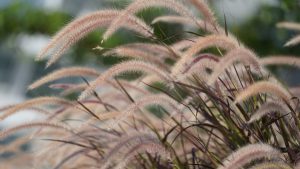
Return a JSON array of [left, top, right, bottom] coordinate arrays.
[[0, 0, 300, 127]]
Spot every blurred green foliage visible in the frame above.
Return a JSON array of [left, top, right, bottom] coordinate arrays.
[[0, 2, 69, 38], [230, 0, 300, 56]]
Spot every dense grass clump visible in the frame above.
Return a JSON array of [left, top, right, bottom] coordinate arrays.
[[2, 0, 300, 168]]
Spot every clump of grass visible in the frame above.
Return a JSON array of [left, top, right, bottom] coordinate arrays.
[[2, 0, 300, 169]]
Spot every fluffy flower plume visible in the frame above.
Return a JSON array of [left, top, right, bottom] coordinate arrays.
[[277, 22, 300, 47], [102, 0, 198, 41], [247, 101, 289, 124], [100, 132, 168, 169], [284, 35, 300, 47], [152, 15, 218, 33], [234, 81, 292, 103], [208, 47, 260, 85], [187, 0, 217, 26], [103, 46, 169, 70], [107, 94, 180, 129], [218, 144, 281, 169], [0, 97, 75, 121], [277, 22, 300, 32], [28, 67, 99, 90], [172, 35, 239, 76], [261, 55, 300, 67], [0, 122, 74, 140], [37, 10, 153, 67], [79, 60, 171, 100]]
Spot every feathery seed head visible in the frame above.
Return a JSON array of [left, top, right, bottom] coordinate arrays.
[[218, 144, 281, 169], [102, 0, 197, 41], [172, 35, 240, 76], [234, 81, 292, 104], [28, 67, 99, 90], [78, 60, 171, 100]]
